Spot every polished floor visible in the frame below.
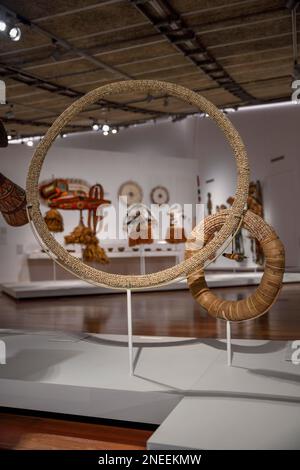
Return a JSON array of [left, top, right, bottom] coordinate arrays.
[[0, 284, 300, 340], [0, 283, 300, 449]]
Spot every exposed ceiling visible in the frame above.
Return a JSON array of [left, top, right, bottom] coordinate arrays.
[[0, 0, 298, 138]]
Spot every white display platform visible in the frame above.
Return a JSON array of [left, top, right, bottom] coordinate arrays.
[[0, 331, 299, 449], [0, 331, 220, 424], [148, 339, 300, 450], [2, 272, 300, 299]]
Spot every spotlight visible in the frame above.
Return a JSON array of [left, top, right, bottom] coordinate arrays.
[[111, 128, 118, 134], [26, 139, 33, 147], [102, 124, 110, 132], [103, 130, 109, 136], [92, 122, 99, 131], [9, 26, 21, 41], [7, 135, 11, 140], [0, 20, 7, 32]]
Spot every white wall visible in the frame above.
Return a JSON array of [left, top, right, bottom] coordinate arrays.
[[55, 116, 198, 160]]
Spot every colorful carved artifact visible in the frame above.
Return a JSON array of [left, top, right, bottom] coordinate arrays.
[[0, 173, 28, 227], [26, 80, 284, 321], [39, 177, 110, 263]]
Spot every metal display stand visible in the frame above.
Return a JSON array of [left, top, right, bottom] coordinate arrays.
[[126, 289, 134, 376], [227, 321, 232, 366], [126, 289, 233, 376], [139, 245, 146, 275]]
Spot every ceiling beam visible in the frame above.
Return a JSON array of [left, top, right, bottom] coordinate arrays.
[[1, 115, 90, 131], [0, 3, 132, 80], [0, 62, 172, 117], [34, 0, 125, 23], [129, 0, 257, 103]]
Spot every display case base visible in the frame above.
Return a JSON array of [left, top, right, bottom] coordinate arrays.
[[0, 332, 299, 449]]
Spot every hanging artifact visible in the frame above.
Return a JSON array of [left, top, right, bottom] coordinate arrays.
[[64, 214, 109, 264], [0, 173, 28, 227], [64, 213, 88, 245], [82, 243, 109, 264], [124, 203, 154, 247], [207, 192, 212, 215], [118, 181, 143, 205], [87, 184, 108, 234], [165, 206, 186, 244], [150, 185, 169, 205], [44, 208, 64, 232]]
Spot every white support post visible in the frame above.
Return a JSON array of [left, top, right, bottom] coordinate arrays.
[[139, 245, 146, 275], [126, 289, 133, 376], [226, 321, 232, 367]]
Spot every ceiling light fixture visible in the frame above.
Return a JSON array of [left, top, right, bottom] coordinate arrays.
[[8, 26, 21, 41], [102, 124, 110, 132], [92, 122, 99, 131], [103, 130, 109, 136], [111, 128, 118, 134], [26, 139, 33, 147], [0, 20, 7, 32]]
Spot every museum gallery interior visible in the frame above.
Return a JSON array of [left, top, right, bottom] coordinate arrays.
[[0, 0, 300, 452]]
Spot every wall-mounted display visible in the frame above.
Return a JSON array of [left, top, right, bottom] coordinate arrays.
[[118, 181, 143, 205], [39, 178, 90, 205], [40, 178, 110, 264], [150, 185, 169, 205]]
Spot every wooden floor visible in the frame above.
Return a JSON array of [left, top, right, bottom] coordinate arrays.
[[1, 284, 300, 340], [0, 283, 300, 450], [0, 411, 154, 450]]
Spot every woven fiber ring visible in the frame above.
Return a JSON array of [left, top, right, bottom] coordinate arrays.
[[26, 80, 250, 289], [185, 210, 285, 321]]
